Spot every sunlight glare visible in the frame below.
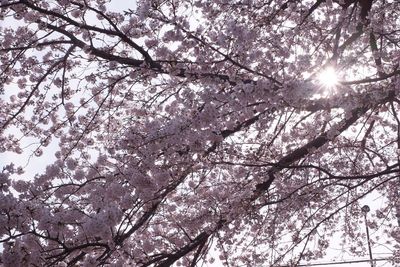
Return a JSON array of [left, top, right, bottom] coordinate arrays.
[[318, 67, 338, 88]]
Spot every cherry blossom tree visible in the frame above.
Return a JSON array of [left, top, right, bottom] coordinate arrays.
[[1, 0, 400, 266]]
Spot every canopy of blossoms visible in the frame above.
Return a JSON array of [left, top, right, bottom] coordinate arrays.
[[0, 0, 400, 266]]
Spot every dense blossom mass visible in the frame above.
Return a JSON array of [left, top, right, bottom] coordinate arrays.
[[0, 0, 400, 266]]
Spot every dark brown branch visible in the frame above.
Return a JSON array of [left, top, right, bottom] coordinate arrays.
[[369, 31, 385, 77], [255, 90, 396, 193], [340, 69, 400, 85]]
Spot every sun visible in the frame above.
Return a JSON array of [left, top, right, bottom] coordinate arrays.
[[318, 67, 339, 89]]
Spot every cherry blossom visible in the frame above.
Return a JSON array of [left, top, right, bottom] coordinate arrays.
[[0, 0, 400, 266]]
